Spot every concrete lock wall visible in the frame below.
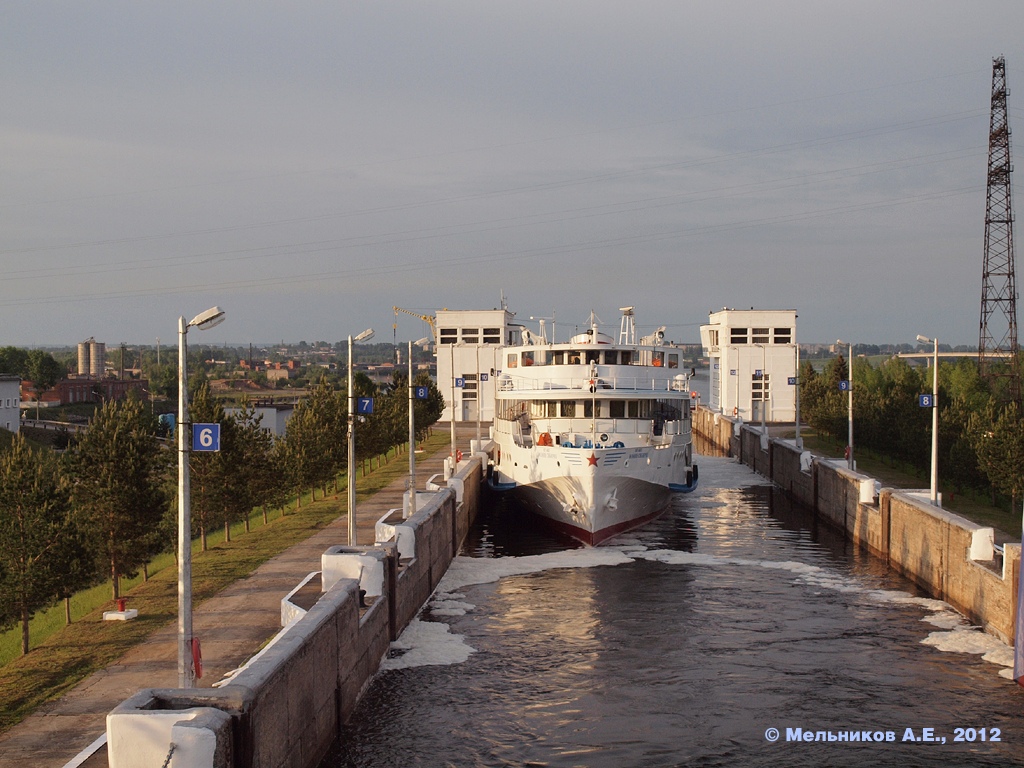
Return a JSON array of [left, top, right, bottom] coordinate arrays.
[[692, 407, 1020, 654], [108, 454, 486, 768]]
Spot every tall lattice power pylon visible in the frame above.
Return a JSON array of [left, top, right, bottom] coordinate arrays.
[[979, 55, 1021, 404]]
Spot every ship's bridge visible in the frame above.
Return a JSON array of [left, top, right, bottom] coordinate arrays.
[[497, 344, 690, 395]]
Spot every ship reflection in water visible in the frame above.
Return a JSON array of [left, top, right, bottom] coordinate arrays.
[[321, 455, 1024, 768]]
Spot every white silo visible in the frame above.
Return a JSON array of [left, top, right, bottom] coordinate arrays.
[[89, 341, 106, 378]]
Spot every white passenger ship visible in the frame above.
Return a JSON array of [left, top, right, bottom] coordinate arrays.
[[489, 307, 697, 545]]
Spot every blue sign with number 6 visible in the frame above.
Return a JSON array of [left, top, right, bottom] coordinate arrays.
[[192, 423, 221, 452]]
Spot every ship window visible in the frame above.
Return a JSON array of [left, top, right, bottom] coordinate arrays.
[[610, 400, 625, 418], [546, 401, 557, 417], [620, 350, 632, 365], [550, 351, 565, 365], [585, 350, 600, 364], [668, 354, 679, 369], [730, 328, 748, 344], [507, 353, 518, 368], [604, 350, 619, 365], [522, 351, 535, 367], [568, 350, 582, 364], [440, 328, 457, 345], [483, 328, 501, 344], [627, 401, 639, 418], [652, 351, 664, 367], [560, 401, 576, 417]]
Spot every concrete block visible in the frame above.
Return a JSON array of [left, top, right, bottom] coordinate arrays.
[[103, 609, 139, 621], [375, 509, 417, 560], [322, 546, 387, 597], [107, 695, 234, 768]]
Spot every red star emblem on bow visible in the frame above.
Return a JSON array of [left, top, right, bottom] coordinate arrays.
[[587, 453, 598, 466]]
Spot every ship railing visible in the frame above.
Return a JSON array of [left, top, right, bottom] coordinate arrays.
[[497, 374, 689, 393]]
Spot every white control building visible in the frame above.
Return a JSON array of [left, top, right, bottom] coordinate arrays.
[[699, 309, 798, 424]]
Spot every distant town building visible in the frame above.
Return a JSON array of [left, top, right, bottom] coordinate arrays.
[[700, 309, 798, 423], [226, 400, 295, 438], [23, 377, 149, 406], [0, 375, 21, 433]]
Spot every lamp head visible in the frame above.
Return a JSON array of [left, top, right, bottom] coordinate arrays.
[[916, 334, 930, 344], [354, 328, 375, 342], [413, 337, 432, 347], [189, 306, 226, 331]]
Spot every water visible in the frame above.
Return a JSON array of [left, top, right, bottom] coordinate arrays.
[[321, 455, 1024, 767]]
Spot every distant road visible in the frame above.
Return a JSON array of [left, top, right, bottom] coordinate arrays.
[[20, 418, 87, 433]]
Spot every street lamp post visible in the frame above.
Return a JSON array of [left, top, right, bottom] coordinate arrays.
[[178, 306, 225, 689], [918, 334, 940, 506], [837, 339, 854, 470], [347, 328, 374, 546], [407, 337, 431, 518]]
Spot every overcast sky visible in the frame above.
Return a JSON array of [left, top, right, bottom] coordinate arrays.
[[2, 1, 1023, 349]]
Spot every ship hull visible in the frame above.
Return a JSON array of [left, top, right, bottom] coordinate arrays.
[[496, 470, 694, 546]]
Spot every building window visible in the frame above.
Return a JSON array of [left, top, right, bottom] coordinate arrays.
[[730, 328, 748, 344], [483, 328, 501, 344], [461, 328, 479, 344], [440, 328, 457, 345], [774, 328, 792, 344], [462, 374, 477, 400], [752, 328, 770, 344], [752, 373, 770, 400]]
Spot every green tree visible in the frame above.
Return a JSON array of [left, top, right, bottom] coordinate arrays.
[[69, 395, 170, 599], [26, 350, 64, 419], [0, 436, 74, 654], [970, 401, 1024, 507], [184, 382, 227, 551]]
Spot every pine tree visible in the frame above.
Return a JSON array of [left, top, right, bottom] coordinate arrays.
[[69, 396, 170, 599], [0, 436, 73, 654]]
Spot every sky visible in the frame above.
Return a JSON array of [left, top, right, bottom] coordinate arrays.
[[2, 1, 1023, 349]]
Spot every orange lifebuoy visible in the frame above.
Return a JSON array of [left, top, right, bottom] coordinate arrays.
[[653, 358, 663, 367], [456, 449, 464, 462], [733, 407, 738, 416], [538, 432, 553, 446]]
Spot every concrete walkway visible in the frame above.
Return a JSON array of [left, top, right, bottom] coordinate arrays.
[[0, 425, 479, 768]]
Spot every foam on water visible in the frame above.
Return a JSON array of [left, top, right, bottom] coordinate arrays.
[[380, 617, 476, 670], [383, 455, 1014, 681], [386, 539, 1015, 680]]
